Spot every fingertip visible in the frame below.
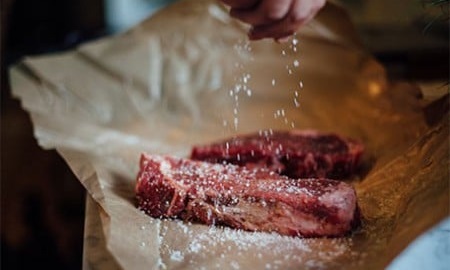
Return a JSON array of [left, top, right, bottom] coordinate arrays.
[[222, 0, 259, 9], [229, 8, 238, 18], [275, 36, 290, 43], [248, 26, 276, 41], [249, 22, 297, 42], [248, 30, 263, 41], [229, 8, 248, 21], [247, 31, 259, 41], [261, 0, 292, 21]]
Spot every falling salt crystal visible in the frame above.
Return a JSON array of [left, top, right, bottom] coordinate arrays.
[[281, 50, 286, 56], [292, 38, 299, 45], [293, 60, 299, 67], [230, 261, 240, 270], [294, 90, 299, 97], [157, 258, 166, 269], [299, 81, 304, 88], [189, 242, 202, 253], [170, 250, 184, 262], [223, 120, 228, 127], [246, 89, 252, 96], [294, 98, 300, 107], [140, 242, 146, 247], [288, 69, 293, 75], [140, 225, 146, 230], [271, 79, 276, 86]]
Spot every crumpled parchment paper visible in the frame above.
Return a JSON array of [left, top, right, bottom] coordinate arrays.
[[10, 0, 449, 269]]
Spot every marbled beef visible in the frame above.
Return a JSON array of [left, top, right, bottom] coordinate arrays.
[[136, 154, 359, 237], [190, 130, 364, 179]]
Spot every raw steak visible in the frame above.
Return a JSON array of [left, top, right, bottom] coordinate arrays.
[[190, 130, 364, 179], [136, 154, 359, 237]]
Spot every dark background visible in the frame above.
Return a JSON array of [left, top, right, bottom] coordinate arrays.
[[1, 0, 448, 269], [1, 1, 104, 269]]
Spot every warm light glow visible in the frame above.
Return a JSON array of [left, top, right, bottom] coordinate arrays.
[[368, 81, 382, 97]]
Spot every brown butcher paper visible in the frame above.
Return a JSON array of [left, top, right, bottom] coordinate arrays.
[[10, 0, 449, 269]]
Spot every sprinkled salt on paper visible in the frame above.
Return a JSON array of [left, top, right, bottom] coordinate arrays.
[[10, 0, 449, 269], [157, 219, 363, 269]]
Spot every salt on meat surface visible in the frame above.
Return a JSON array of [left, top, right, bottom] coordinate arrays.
[[190, 130, 364, 179], [136, 154, 359, 238]]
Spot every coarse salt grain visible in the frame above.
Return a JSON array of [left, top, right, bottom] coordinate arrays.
[[230, 261, 240, 269], [170, 250, 184, 262]]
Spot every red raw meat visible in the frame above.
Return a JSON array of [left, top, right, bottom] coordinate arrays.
[[136, 154, 359, 237], [190, 130, 364, 179]]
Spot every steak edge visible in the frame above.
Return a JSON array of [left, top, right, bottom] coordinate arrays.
[[136, 153, 359, 237], [190, 130, 364, 179]]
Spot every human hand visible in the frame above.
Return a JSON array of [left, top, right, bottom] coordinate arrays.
[[220, 0, 326, 41]]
